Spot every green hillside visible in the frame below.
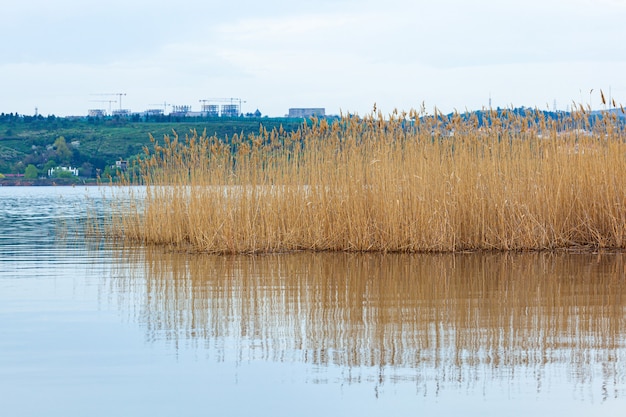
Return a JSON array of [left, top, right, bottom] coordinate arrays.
[[0, 114, 304, 179]]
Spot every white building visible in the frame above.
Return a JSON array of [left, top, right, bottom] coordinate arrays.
[[88, 109, 106, 118], [48, 166, 79, 177]]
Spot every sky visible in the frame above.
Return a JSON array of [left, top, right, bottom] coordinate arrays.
[[2, 0, 626, 117]]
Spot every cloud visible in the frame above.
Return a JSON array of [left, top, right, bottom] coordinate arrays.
[[3, 0, 626, 116]]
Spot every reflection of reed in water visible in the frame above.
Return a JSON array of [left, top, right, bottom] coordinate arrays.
[[111, 249, 626, 394]]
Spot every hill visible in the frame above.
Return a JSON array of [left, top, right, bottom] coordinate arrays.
[[0, 114, 305, 180], [2, 107, 622, 183]]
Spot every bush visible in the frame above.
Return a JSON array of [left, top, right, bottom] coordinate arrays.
[[53, 170, 75, 179], [24, 164, 38, 179]]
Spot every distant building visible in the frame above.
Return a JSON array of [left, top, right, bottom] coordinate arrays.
[[115, 160, 128, 171], [144, 109, 164, 117], [200, 104, 220, 117], [88, 109, 106, 118], [221, 104, 240, 117], [170, 105, 192, 117], [48, 166, 79, 177], [288, 108, 325, 118], [112, 109, 131, 117]]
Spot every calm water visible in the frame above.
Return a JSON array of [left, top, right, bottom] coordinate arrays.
[[1, 186, 626, 416]]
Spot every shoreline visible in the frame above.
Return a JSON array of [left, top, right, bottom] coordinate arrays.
[[0, 178, 99, 186]]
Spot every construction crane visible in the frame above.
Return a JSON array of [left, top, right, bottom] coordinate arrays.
[[91, 93, 127, 110], [200, 97, 245, 108], [149, 102, 170, 113], [89, 99, 116, 114]]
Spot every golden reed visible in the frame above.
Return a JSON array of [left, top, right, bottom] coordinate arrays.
[[110, 105, 626, 253]]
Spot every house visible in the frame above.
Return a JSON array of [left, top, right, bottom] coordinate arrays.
[[48, 166, 79, 177]]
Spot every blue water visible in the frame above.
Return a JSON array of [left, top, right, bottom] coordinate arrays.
[[1, 186, 625, 417]]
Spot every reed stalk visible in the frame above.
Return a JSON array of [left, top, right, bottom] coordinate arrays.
[[110, 107, 626, 253]]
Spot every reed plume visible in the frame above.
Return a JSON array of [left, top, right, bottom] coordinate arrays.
[[110, 107, 626, 254]]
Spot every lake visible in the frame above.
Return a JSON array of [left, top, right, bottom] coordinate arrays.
[[1, 186, 625, 416]]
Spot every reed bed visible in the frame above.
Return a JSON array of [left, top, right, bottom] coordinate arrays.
[[111, 106, 626, 253]]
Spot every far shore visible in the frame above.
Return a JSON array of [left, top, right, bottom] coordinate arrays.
[[0, 178, 100, 186]]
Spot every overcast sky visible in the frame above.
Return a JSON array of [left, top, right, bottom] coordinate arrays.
[[2, 0, 625, 117]]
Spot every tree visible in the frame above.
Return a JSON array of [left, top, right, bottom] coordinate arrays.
[[80, 162, 94, 177], [43, 160, 57, 174], [102, 165, 114, 180], [53, 170, 74, 179], [24, 164, 38, 179], [54, 136, 72, 165]]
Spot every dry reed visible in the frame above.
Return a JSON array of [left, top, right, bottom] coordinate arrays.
[[110, 106, 626, 254]]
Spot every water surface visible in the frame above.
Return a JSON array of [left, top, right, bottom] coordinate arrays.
[[1, 186, 625, 416]]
